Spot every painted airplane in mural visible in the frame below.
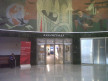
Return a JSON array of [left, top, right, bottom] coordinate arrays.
[[85, 1, 108, 8]]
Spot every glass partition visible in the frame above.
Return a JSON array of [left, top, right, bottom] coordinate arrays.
[[55, 38, 63, 44], [81, 39, 93, 64], [37, 38, 46, 44], [93, 38, 106, 64], [106, 38, 108, 64], [46, 38, 54, 44], [81, 38, 106, 64], [64, 38, 72, 43]]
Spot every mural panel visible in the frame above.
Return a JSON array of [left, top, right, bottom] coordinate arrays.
[[0, 0, 37, 31], [72, 0, 108, 32], [37, 0, 73, 32]]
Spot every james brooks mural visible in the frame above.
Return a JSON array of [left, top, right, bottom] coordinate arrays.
[[37, 0, 72, 32], [72, 0, 108, 32], [0, 0, 37, 31], [0, 0, 108, 32]]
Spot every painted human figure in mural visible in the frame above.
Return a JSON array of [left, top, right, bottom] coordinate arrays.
[[73, 10, 93, 31], [6, 0, 37, 30], [73, 1, 96, 31], [72, 0, 108, 31]]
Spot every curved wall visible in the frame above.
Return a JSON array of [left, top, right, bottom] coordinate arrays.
[[0, 0, 107, 32]]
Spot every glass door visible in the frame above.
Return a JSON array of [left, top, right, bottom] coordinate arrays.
[[37, 38, 46, 65], [37, 44, 46, 64], [37, 38, 72, 65], [64, 38, 72, 64], [55, 38, 63, 64], [46, 44, 54, 64], [46, 38, 55, 64], [64, 44, 72, 63], [55, 44, 63, 64]]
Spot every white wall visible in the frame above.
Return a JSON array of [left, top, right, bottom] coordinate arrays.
[[0, 37, 28, 55]]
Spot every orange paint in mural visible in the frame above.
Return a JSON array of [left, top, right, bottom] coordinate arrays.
[[12, 18, 20, 25], [9, 5, 21, 17], [24, 0, 37, 20], [9, 5, 17, 16]]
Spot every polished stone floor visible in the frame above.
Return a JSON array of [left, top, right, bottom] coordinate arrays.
[[0, 64, 108, 81]]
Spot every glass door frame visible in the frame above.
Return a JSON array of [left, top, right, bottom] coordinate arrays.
[[46, 38, 55, 64], [37, 38, 72, 65], [55, 44, 64, 64], [64, 43, 72, 64], [37, 43, 46, 65], [55, 38, 64, 64], [46, 44, 55, 64]]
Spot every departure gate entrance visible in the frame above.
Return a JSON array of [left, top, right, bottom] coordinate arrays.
[[37, 38, 72, 65]]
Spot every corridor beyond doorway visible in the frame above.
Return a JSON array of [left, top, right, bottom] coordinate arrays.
[[46, 44, 63, 64]]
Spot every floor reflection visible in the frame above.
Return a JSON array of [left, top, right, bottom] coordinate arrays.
[[0, 64, 108, 81], [81, 65, 107, 81]]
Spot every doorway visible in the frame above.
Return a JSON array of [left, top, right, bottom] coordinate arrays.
[[46, 44, 54, 64], [46, 44, 63, 64], [37, 38, 72, 65]]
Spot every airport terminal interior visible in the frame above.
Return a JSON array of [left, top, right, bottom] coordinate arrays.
[[0, 32, 108, 81], [0, 0, 108, 81]]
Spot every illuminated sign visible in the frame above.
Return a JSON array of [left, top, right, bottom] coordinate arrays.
[[43, 34, 64, 37]]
